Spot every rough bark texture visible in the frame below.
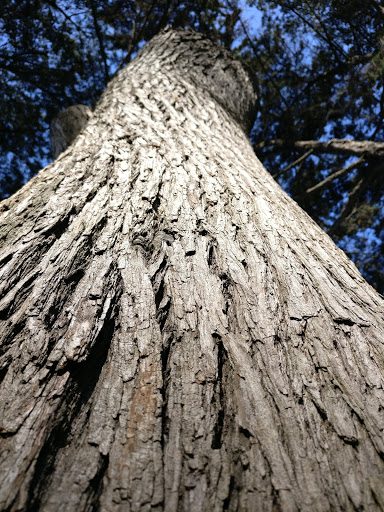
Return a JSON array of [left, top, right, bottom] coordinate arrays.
[[1, 27, 384, 512]]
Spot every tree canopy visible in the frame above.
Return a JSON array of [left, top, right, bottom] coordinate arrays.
[[1, 0, 384, 292]]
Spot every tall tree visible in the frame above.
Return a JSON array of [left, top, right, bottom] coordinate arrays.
[[1, 28, 384, 511]]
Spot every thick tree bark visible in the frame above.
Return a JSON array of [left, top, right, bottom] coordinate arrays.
[[1, 27, 384, 512]]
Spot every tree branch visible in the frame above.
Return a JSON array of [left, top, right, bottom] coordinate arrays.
[[112, 0, 157, 77], [225, 0, 289, 109], [257, 138, 384, 157], [88, 0, 110, 82], [272, 149, 314, 179], [326, 158, 384, 235], [291, 51, 376, 107], [287, 3, 346, 61], [46, 0, 83, 32], [304, 156, 365, 195]]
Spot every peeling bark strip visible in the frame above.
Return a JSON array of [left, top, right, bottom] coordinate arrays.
[[1, 27, 384, 512]]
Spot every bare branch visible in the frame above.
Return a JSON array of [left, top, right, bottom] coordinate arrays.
[[272, 149, 314, 179], [258, 138, 384, 157], [305, 156, 365, 195]]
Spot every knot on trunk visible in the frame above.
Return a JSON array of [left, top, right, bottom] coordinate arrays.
[[138, 27, 258, 133]]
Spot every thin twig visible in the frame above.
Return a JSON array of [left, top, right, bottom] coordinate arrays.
[[305, 156, 365, 194], [302, 0, 348, 58], [46, 0, 83, 32], [288, 3, 346, 61], [88, 0, 110, 82], [272, 149, 314, 179]]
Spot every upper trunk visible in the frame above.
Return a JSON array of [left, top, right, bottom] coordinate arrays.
[[1, 27, 384, 512]]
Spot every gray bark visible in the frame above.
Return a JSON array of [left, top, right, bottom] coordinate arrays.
[[1, 27, 384, 512]]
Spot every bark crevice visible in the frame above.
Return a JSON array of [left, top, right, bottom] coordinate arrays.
[[211, 336, 226, 450]]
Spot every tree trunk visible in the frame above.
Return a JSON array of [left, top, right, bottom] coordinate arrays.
[[1, 27, 384, 512]]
